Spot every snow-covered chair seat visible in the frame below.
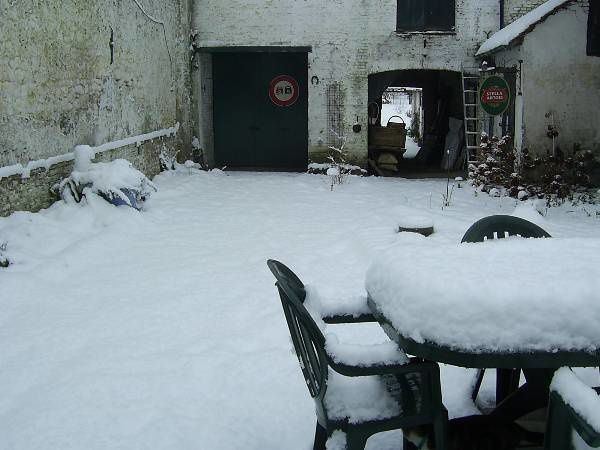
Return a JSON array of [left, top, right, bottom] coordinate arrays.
[[267, 259, 448, 450], [545, 368, 600, 450]]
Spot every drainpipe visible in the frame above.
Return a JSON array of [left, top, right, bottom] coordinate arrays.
[[499, 0, 505, 28]]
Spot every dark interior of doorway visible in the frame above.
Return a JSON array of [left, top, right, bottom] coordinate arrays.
[[368, 70, 466, 177]]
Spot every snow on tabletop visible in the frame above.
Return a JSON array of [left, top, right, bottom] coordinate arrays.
[[476, 0, 571, 55], [551, 368, 600, 433], [366, 237, 600, 352], [324, 370, 401, 423]]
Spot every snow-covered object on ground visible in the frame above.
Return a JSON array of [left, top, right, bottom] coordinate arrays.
[[551, 368, 600, 436], [476, 0, 572, 56], [397, 215, 434, 230], [59, 159, 157, 208], [366, 237, 600, 352]]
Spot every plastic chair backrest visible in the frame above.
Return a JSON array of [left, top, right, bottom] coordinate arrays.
[[268, 260, 327, 400], [461, 215, 551, 243], [267, 259, 306, 302]]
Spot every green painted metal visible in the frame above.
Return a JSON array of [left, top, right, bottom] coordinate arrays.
[[461, 214, 551, 243], [213, 52, 308, 169], [545, 390, 600, 449], [267, 259, 448, 450]]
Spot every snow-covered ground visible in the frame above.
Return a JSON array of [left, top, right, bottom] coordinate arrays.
[[1, 170, 600, 449]]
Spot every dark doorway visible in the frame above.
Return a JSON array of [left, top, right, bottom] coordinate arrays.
[[213, 52, 308, 170], [368, 70, 464, 176]]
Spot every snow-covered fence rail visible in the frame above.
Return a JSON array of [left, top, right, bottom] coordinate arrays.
[[0, 123, 180, 181]]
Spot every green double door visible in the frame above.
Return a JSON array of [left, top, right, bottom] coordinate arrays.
[[213, 52, 308, 170]]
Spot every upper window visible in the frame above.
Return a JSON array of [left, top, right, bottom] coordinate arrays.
[[588, 0, 599, 56], [396, 0, 456, 33]]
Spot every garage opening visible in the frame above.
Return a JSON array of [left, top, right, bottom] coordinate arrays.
[[212, 50, 308, 170], [368, 70, 465, 176]]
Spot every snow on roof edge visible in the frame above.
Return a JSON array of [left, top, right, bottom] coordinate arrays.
[[476, 0, 573, 57]]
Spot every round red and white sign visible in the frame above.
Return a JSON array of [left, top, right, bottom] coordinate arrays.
[[269, 75, 299, 107]]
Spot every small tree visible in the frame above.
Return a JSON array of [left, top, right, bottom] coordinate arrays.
[[327, 131, 350, 190]]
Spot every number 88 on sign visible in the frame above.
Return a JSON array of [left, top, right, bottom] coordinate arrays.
[[269, 75, 300, 107]]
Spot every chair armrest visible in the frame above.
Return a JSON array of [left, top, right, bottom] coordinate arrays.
[[548, 368, 600, 448], [323, 313, 376, 324], [325, 337, 413, 376], [317, 293, 375, 324]]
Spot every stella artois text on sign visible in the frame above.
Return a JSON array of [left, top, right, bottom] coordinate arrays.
[[479, 76, 511, 116]]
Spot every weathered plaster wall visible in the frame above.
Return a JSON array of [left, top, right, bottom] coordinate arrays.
[[193, 0, 500, 167], [503, 0, 548, 24], [0, 0, 194, 216], [494, 1, 600, 159]]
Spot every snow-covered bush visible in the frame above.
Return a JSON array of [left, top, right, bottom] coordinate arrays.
[[57, 147, 157, 209], [469, 134, 597, 206], [0, 241, 9, 268]]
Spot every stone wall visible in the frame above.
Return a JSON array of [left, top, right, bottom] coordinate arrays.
[[193, 0, 500, 167], [0, 0, 194, 216]]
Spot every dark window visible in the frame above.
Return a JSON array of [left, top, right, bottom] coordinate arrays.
[[397, 0, 456, 32], [588, 0, 600, 56]]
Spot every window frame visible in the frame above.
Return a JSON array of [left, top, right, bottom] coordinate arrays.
[[588, 0, 600, 56], [396, 0, 456, 33]]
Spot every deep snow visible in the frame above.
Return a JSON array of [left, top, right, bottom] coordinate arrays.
[[1, 170, 600, 449]]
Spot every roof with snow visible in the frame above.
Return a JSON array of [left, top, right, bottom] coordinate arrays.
[[476, 0, 573, 57]]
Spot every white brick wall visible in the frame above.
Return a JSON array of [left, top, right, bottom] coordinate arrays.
[[193, 0, 500, 166]]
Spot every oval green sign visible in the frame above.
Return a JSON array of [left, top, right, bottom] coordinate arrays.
[[479, 76, 511, 116]]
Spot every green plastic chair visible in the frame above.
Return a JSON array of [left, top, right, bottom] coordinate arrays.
[[267, 259, 448, 450], [545, 370, 600, 450], [461, 215, 551, 405]]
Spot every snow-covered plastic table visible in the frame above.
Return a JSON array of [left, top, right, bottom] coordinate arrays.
[[365, 237, 600, 419]]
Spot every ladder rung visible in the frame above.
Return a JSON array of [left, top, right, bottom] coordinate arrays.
[[465, 118, 479, 121], [465, 131, 479, 135], [464, 90, 478, 93], [465, 103, 477, 107]]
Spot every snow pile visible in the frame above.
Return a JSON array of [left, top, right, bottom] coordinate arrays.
[[551, 368, 600, 434], [366, 237, 600, 352], [58, 158, 157, 208], [476, 0, 571, 55]]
